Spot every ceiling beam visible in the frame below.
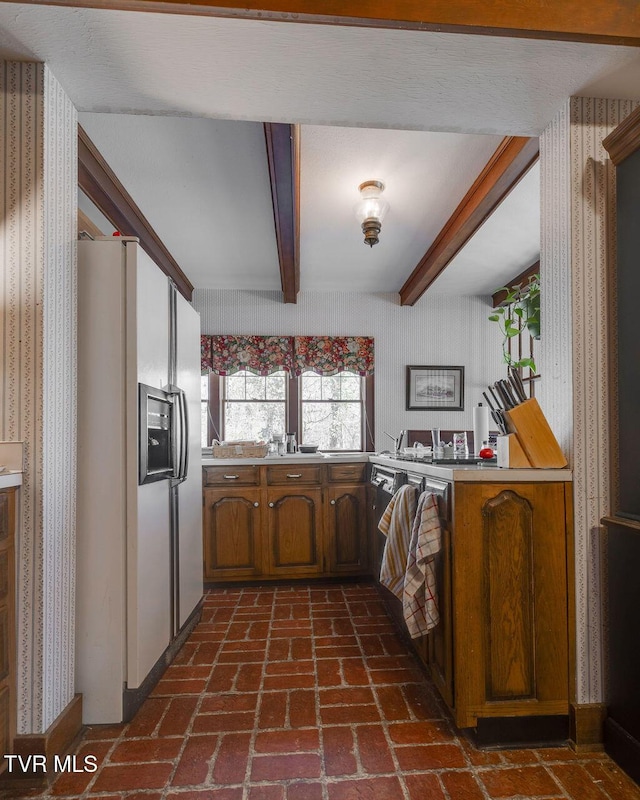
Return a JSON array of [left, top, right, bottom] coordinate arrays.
[[10, 0, 640, 47], [399, 136, 540, 306], [603, 105, 640, 165], [492, 260, 540, 308], [264, 122, 300, 304], [78, 125, 194, 301]]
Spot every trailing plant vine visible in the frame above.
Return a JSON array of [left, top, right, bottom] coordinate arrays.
[[488, 273, 540, 371]]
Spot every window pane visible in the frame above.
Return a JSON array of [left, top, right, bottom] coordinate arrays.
[[224, 402, 286, 442], [244, 374, 265, 400], [301, 373, 322, 400], [201, 402, 208, 447], [340, 374, 361, 400], [226, 374, 246, 400], [301, 402, 362, 450], [201, 375, 209, 401], [321, 375, 342, 401], [265, 372, 287, 400]]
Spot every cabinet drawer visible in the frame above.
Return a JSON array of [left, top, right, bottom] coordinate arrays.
[[203, 465, 260, 486], [327, 463, 367, 484], [266, 465, 322, 485]]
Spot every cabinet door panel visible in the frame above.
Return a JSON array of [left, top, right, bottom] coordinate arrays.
[[327, 486, 367, 574], [453, 482, 568, 727], [203, 489, 262, 580], [483, 491, 535, 700], [267, 489, 322, 576]]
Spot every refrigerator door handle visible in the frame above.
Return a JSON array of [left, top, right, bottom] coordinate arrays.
[[165, 385, 189, 483], [176, 388, 189, 483]]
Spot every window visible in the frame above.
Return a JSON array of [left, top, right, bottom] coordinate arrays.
[[202, 371, 374, 451], [223, 370, 287, 442], [300, 370, 363, 450], [201, 375, 209, 448]]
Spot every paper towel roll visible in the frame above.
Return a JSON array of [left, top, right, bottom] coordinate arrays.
[[473, 404, 490, 455]]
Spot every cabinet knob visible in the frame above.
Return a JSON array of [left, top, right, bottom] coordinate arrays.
[[223, 474, 239, 480], [269, 502, 274, 508], [286, 473, 302, 479], [254, 502, 259, 508], [330, 499, 336, 505]]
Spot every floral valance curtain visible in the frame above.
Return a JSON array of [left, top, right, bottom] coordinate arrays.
[[201, 335, 295, 376], [201, 335, 374, 376], [293, 336, 374, 376]]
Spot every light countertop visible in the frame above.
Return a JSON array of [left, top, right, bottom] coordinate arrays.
[[369, 455, 572, 482], [201, 452, 571, 481], [203, 453, 370, 466], [0, 471, 23, 489]]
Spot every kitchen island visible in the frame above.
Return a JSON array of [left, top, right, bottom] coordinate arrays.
[[370, 453, 573, 744]]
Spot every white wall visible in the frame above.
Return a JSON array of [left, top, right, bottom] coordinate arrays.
[[194, 289, 506, 448]]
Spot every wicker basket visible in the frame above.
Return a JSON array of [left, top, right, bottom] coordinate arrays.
[[211, 442, 268, 459]]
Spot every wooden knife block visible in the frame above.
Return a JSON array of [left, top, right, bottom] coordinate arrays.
[[496, 433, 532, 468], [504, 398, 568, 469]]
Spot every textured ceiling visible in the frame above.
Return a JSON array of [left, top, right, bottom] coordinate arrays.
[[432, 162, 541, 295], [3, 5, 639, 296], [1, 5, 640, 134], [80, 113, 281, 290], [299, 126, 502, 292]]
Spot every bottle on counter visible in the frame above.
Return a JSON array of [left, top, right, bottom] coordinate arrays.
[[286, 433, 297, 454]]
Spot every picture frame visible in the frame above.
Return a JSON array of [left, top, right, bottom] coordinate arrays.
[[406, 365, 465, 411]]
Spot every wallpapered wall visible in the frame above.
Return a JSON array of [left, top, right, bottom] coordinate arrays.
[[539, 97, 640, 707], [0, 61, 77, 734], [194, 289, 506, 446]]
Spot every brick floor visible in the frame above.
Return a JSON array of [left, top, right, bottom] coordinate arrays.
[[13, 583, 640, 799]]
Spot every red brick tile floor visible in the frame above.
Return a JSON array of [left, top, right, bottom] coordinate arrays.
[[14, 583, 640, 799]]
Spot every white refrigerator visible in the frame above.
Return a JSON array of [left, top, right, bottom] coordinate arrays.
[[76, 238, 203, 724]]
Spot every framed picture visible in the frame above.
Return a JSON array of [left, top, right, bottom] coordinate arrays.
[[406, 365, 465, 411]]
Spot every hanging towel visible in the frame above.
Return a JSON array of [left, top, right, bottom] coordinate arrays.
[[378, 484, 418, 599], [403, 492, 442, 638]]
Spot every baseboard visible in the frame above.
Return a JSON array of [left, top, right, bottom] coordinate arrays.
[[569, 702, 606, 751], [604, 717, 640, 785], [465, 714, 569, 749], [123, 598, 202, 722], [0, 693, 83, 788]]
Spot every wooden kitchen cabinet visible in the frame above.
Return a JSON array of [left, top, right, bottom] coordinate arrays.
[[266, 488, 323, 577], [203, 487, 263, 580], [451, 481, 570, 729], [427, 520, 454, 709], [325, 485, 368, 575], [202, 462, 368, 582], [0, 489, 16, 776]]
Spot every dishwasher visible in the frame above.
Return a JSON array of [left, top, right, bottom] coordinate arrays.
[[370, 464, 450, 573], [369, 462, 452, 669], [369, 463, 407, 578]]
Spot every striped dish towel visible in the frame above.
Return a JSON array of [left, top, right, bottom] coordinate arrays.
[[378, 484, 418, 599], [402, 491, 442, 638]]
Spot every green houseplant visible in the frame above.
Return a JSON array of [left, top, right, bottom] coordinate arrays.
[[488, 272, 540, 371]]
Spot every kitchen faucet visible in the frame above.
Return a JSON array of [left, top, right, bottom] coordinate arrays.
[[384, 430, 406, 454]]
